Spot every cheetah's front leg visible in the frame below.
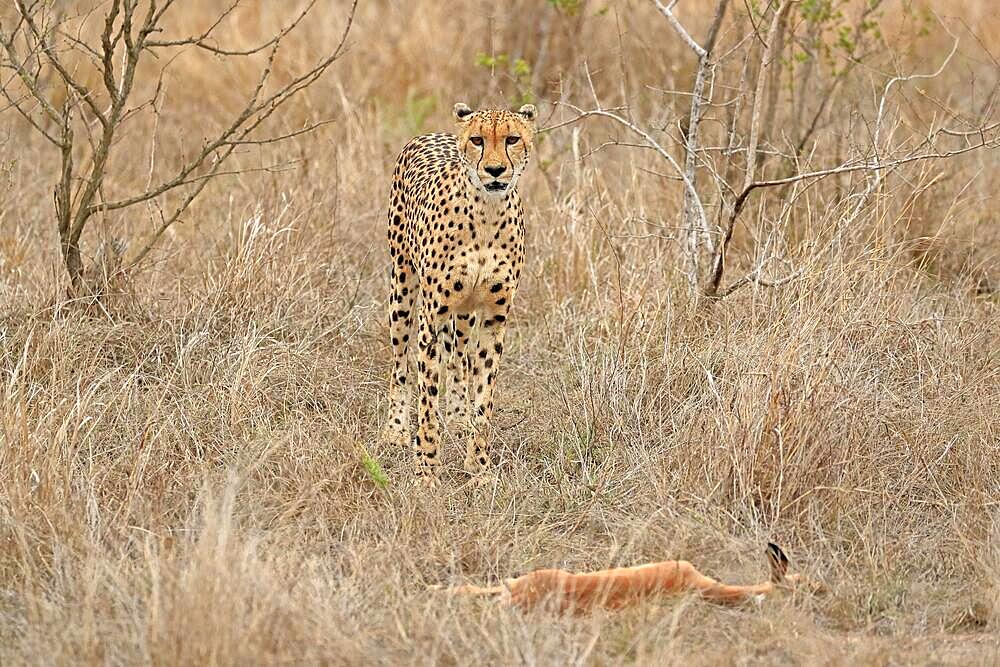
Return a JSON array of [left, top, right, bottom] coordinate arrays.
[[443, 314, 473, 435], [414, 307, 447, 485], [464, 303, 510, 481]]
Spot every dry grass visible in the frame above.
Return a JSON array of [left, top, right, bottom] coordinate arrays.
[[2, 0, 1000, 664]]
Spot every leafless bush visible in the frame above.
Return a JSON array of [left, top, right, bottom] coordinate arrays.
[[0, 0, 357, 295], [557, 0, 1000, 297]]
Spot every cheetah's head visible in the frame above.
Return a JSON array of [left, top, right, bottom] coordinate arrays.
[[453, 102, 536, 198]]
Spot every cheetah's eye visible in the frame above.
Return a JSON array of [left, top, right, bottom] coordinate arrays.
[[505, 136, 520, 145], [470, 136, 484, 147]]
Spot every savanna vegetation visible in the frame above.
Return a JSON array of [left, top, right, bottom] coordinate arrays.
[[1, 0, 998, 664]]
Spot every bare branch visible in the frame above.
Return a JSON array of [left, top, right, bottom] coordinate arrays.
[[88, 0, 357, 220], [0, 83, 59, 144], [147, 0, 317, 58], [560, 104, 709, 244], [0, 18, 62, 124], [145, 1, 242, 50], [13, 0, 108, 126], [652, 0, 708, 57], [740, 1, 793, 194], [677, 0, 729, 280], [0, 0, 358, 291], [706, 0, 794, 295], [874, 32, 960, 150]]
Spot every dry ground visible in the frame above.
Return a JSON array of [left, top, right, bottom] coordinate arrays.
[[1, 0, 999, 664]]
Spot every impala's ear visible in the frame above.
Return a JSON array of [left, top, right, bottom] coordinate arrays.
[[453, 102, 474, 122], [765, 543, 790, 583], [517, 104, 537, 123]]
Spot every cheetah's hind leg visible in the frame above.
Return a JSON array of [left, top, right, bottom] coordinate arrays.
[[383, 259, 415, 450]]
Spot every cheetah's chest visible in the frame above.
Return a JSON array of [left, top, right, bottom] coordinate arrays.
[[444, 236, 522, 314]]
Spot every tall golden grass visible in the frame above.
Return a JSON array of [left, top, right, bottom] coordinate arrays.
[[1, 0, 999, 663]]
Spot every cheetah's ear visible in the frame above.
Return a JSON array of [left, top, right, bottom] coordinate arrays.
[[453, 102, 474, 122], [517, 104, 537, 123]]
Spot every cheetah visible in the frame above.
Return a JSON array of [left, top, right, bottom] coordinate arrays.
[[383, 102, 537, 485]]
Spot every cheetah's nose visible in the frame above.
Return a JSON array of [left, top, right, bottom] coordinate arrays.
[[484, 165, 507, 178]]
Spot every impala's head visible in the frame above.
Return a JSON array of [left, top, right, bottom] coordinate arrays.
[[453, 102, 537, 197], [765, 543, 828, 595]]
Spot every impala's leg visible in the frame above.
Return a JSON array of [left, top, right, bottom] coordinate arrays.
[[437, 583, 506, 597], [675, 560, 773, 604], [413, 301, 448, 484], [464, 297, 510, 479], [384, 256, 415, 449], [442, 314, 472, 434]]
